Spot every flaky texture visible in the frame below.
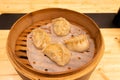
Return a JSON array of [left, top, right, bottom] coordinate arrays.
[[32, 28, 51, 49], [64, 34, 89, 52], [43, 43, 71, 66], [52, 17, 70, 36]]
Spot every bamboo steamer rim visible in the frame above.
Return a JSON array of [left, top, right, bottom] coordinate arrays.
[[7, 8, 104, 79]]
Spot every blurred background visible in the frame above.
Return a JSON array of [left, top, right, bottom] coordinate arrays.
[[0, 0, 120, 14], [0, 0, 120, 29]]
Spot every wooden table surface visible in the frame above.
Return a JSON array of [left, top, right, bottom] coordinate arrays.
[[0, 0, 120, 80], [0, 0, 120, 13], [1, 29, 120, 80]]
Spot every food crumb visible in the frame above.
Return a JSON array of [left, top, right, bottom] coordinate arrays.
[[68, 67, 71, 70], [33, 61, 36, 64], [45, 69, 48, 71], [78, 57, 81, 60]]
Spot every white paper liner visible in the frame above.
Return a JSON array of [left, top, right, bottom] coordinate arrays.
[[27, 23, 95, 72]]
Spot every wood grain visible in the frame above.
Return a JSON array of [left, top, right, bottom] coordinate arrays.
[[0, 29, 120, 80], [0, 0, 120, 14], [0, 0, 120, 79]]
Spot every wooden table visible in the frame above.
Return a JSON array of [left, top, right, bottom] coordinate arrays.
[[0, 29, 120, 80], [0, 0, 120, 80], [0, 0, 120, 13]]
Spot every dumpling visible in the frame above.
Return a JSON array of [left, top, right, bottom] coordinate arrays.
[[43, 43, 71, 66], [32, 28, 51, 49], [64, 34, 89, 52], [52, 17, 70, 36]]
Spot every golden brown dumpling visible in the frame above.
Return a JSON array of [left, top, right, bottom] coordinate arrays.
[[32, 28, 51, 49], [64, 34, 89, 52], [52, 17, 70, 36], [43, 43, 71, 66]]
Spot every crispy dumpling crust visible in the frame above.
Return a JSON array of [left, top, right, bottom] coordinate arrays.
[[52, 17, 71, 36], [32, 28, 51, 49], [64, 34, 89, 52], [43, 43, 71, 66]]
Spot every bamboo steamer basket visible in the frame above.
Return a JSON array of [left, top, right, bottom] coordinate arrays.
[[7, 8, 104, 80]]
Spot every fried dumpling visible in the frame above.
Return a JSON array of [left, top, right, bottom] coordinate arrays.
[[64, 34, 89, 52], [52, 17, 70, 36], [43, 43, 71, 66], [32, 28, 51, 49]]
